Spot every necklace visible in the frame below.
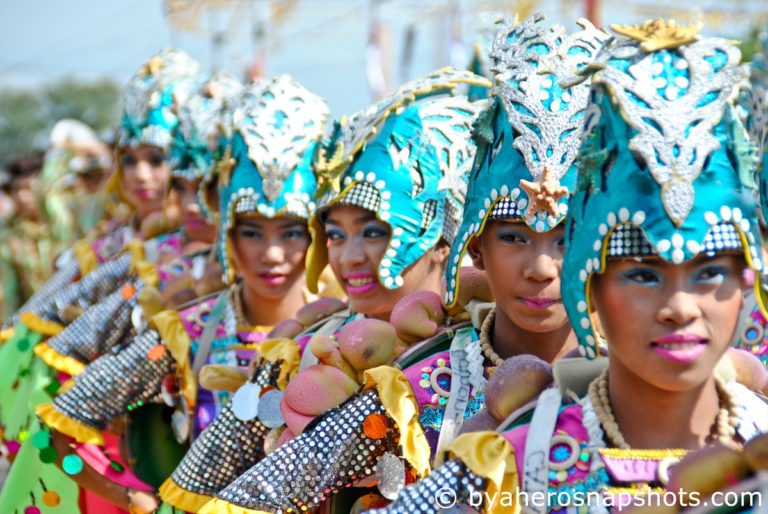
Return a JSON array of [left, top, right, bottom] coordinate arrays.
[[479, 308, 503, 366], [230, 282, 250, 327], [587, 368, 739, 450]]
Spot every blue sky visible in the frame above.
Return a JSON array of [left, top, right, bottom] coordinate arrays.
[[1, 0, 766, 117]]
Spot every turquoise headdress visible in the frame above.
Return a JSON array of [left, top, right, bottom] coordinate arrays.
[[171, 71, 243, 181], [217, 76, 330, 284], [305, 68, 490, 293], [737, 31, 767, 221], [562, 20, 763, 358], [108, 49, 203, 200], [117, 49, 203, 151], [445, 14, 607, 307]]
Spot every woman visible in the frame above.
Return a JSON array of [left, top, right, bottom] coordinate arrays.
[[197, 20, 607, 512], [0, 57, 232, 514], [159, 68, 488, 513], [0, 48, 201, 446], [368, 18, 768, 514], [31, 72, 244, 379], [33, 75, 330, 513]]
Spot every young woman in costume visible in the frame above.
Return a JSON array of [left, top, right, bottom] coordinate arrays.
[[367, 19, 768, 514], [0, 65, 241, 514], [159, 68, 487, 513], [32, 75, 330, 513], [195, 21, 607, 512]]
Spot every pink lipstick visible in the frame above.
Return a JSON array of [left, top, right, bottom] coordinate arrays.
[[259, 272, 287, 287], [519, 296, 558, 309], [651, 333, 708, 364], [344, 272, 379, 296]]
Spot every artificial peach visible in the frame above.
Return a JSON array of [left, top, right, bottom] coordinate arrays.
[[309, 334, 356, 380], [458, 411, 499, 435], [160, 273, 196, 299], [58, 304, 84, 324], [743, 433, 768, 471], [725, 348, 768, 394], [282, 364, 358, 416], [295, 297, 346, 327], [163, 288, 199, 309], [485, 355, 553, 421], [267, 319, 304, 339], [445, 267, 494, 315], [181, 241, 210, 255], [280, 399, 317, 435], [275, 426, 296, 448], [337, 318, 398, 372], [194, 266, 225, 297], [389, 291, 445, 343], [140, 211, 171, 239], [668, 444, 752, 497]]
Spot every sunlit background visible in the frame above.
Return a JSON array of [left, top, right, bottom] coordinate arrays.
[[1, 0, 766, 162]]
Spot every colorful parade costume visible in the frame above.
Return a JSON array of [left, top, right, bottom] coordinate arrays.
[[0, 49, 205, 514], [369, 18, 768, 514], [34, 74, 330, 509], [158, 68, 487, 513], [190, 66, 562, 514], [32, 72, 244, 378], [733, 30, 768, 368]]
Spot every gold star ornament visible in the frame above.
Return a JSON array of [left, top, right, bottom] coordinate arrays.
[[519, 167, 569, 219], [611, 19, 702, 52], [140, 56, 165, 77], [315, 143, 348, 196], [217, 146, 236, 188]]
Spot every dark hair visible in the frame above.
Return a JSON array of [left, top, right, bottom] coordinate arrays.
[[5, 152, 44, 189]]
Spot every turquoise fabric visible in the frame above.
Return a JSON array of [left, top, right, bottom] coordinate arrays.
[[562, 29, 763, 358]]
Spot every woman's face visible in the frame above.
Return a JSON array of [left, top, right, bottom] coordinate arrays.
[[469, 220, 568, 333], [119, 145, 170, 219], [169, 177, 216, 244], [325, 205, 445, 319], [591, 253, 746, 392], [231, 215, 310, 300], [10, 174, 41, 221]]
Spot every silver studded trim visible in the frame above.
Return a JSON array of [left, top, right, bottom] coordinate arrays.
[[167, 361, 279, 502], [214, 390, 396, 513], [50, 329, 175, 431], [366, 459, 487, 514], [606, 222, 743, 258]]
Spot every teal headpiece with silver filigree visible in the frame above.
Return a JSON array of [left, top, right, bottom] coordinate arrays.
[[171, 71, 243, 181], [117, 49, 203, 151], [737, 31, 767, 221], [562, 20, 764, 358], [108, 49, 203, 201], [444, 14, 607, 307], [217, 75, 330, 284], [305, 68, 490, 293]]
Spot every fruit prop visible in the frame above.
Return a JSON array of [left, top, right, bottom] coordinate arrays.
[[721, 348, 768, 395], [444, 267, 494, 318], [460, 355, 553, 434], [389, 291, 446, 344]]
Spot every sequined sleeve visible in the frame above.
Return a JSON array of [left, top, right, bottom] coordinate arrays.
[[41, 278, 139, 369], [367, 459, 488, 514], [45, 328, 175, 437], [4, 257, 79, 327], [160, 360, 280, 511], [206, 390, 396, 514], [36, 254, 132, 323]]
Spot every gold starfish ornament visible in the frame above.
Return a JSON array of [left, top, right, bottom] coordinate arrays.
[[611, 19, 702, 52], [519, 167, 569, 219]]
